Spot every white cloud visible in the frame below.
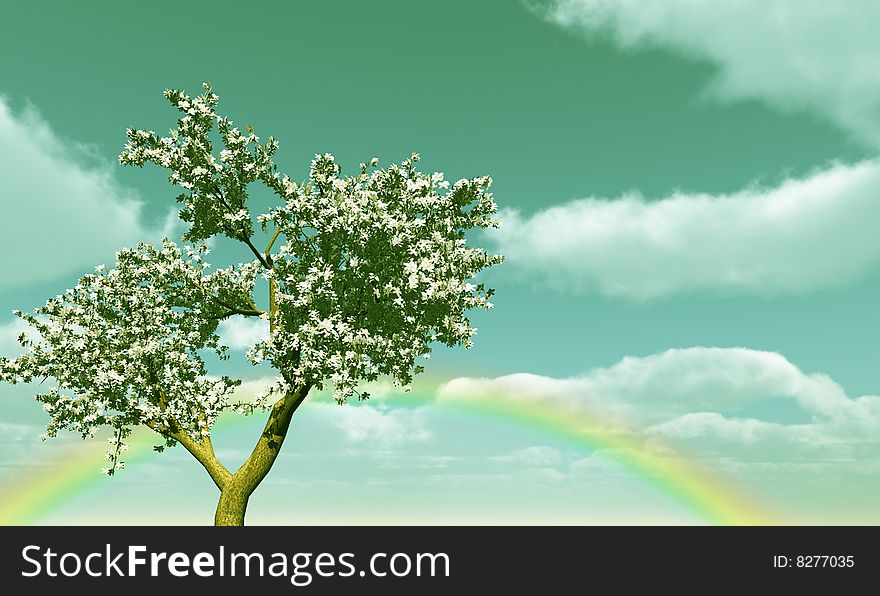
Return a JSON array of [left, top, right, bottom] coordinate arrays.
[[0, 98, 175, 289], [493, 445, 566, 466], [217, 316, 269, 351], [0, 422, 39, 442], [191, 374, 431, 449], [438, 347, 880, 463], [310, 403, 431, 448], [495, 159, 880, 298], [0, 317, 39, 358], [645, 413, 800, 444], [532, 0, 880, 146]]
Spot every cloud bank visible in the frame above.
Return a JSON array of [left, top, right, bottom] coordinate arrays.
[[439, 347, 880, 464], [495, 159, 880, 298], [0, 98, 173, 289], [532, 0, 880, 146]]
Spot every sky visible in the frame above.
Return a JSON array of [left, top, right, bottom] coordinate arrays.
[[1, 0, 879, 525]]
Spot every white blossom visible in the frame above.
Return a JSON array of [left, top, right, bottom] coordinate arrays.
[[1, 83, 503, 472]]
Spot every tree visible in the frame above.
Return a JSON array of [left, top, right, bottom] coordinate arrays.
[[0, 83, 502, 526]]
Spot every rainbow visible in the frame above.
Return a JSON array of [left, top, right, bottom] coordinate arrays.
[[0, 391, 777, 525], [0, 427, 157, 524], [447, 395, 776, 525]]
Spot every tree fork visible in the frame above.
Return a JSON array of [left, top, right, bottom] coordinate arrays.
[[214, 384, 310, 526]]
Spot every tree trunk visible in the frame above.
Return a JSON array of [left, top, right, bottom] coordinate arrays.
[[215, 482, 250, 526], [211, 384, 311, 526]]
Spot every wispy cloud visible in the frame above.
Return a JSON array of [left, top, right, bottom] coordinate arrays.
[[0, 422, 40, 442], [217, 316, 269, 351], [438, 347, 880, 464], [494, 159, 880, 298], [530, 0, 880, 146], [309, 402, 432, 448], [492, 445, 566, 466], [0, 98, 175, 289], [226, 377, 432, 449], [0, 317, 38, 358]]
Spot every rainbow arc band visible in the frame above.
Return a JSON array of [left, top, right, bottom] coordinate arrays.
[[454, 395, 776, 525], [0, 395, 776, 525]]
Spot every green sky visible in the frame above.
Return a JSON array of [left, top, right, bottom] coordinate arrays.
[[2, 0, 879, 524]]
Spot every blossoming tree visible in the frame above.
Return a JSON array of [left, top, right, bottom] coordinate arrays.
[[0, 83, 502, 525]]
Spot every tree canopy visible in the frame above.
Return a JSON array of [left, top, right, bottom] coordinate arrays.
[[0, 83, 502, 491]]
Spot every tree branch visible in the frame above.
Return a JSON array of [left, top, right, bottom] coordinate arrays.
[[240, 234, 271, 269], [264, 226, 282, 266], [268, 278, 277, 335], [144, 377, 232, 490], [227, 383, 311, 496], [209, 184, 272, 269], [193, 280, 265, 318], [144, 418, 231, 490], [206, 308, 262, 320]]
